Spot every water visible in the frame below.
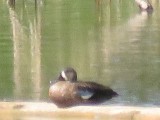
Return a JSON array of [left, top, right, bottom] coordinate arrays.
[[0, 0, 160, 107]]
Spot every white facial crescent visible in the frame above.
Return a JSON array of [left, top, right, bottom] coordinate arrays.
[[61, 70, 68, 80]]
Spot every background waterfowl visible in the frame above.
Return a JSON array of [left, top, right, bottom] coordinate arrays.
[[49, 67, 118, 108], [135, 0, 153, 12]]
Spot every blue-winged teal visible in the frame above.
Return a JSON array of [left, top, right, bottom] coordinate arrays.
[[49, 67, 118, 108]]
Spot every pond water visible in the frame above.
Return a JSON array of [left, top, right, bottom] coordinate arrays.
[[0, 0, 160, 108]]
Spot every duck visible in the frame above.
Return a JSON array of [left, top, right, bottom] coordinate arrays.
[[49, 67, 118, 108], [135, 0, 153, 12]]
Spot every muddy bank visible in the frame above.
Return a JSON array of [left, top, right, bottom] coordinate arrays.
[[0, 102, 160, 120]]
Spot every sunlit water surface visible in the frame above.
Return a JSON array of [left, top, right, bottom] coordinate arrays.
[[0, 0, 160, 119]]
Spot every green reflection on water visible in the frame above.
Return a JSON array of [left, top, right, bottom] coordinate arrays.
[[0, 0, 160, 106], [0, 1, 13, 100]]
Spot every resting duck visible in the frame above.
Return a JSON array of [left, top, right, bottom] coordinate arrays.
[[49, 67, 118, 108]]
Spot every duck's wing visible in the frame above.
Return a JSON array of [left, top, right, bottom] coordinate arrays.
[[76, 88, 94, 100], [75, 81, 117, 100]]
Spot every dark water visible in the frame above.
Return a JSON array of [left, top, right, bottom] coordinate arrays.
[[0, 0, 160, 107]]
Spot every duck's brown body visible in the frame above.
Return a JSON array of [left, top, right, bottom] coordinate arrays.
[[49, 68, 118, 108], [49, 81, 79, 108]]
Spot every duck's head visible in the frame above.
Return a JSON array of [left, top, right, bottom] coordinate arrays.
[[58, 67, 77, 82]]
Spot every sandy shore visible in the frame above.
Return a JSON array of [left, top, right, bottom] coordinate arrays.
[[0, 102, 160, 120]]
